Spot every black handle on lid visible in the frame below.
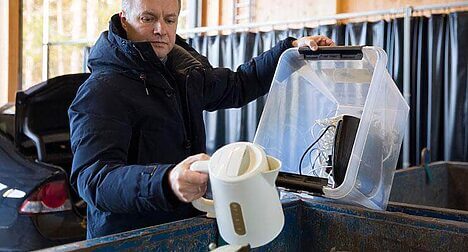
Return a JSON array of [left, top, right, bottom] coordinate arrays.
[[298, 46, 364, 60]]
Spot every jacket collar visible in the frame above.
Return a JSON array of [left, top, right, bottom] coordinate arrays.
[[167, 45, 204, 76]]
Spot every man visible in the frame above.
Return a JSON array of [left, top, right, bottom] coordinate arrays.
[[69, 0, 334, 239]]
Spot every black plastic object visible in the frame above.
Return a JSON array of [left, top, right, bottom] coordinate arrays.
[[332, 115, 361, 187], [276, 172, 328, 194], [298, 46, 364, 60]]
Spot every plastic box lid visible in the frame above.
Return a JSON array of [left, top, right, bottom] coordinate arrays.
[[254, 46, 409, 210]]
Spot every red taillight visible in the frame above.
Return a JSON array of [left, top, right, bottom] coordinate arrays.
[[19, 180, 72, 214], [41, 181, 69, 208]]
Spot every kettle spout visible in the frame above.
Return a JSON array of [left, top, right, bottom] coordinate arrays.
[[262, 156, 282, 186]]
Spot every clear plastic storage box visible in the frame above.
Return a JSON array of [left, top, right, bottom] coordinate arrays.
[[254, 46, 409, 210]]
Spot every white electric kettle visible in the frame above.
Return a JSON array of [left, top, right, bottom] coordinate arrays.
[[190, 142, 284, 248]]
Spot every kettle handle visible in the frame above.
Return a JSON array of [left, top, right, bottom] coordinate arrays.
[[190, 160, 216, 218]]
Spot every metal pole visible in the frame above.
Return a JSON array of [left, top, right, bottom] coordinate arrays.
[[48, 39, 93, 46], [41, 0, 49, 81], [403, 6, 412, 168]]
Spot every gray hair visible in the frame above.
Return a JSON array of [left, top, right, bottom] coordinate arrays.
[[122, 0, 181, 17]]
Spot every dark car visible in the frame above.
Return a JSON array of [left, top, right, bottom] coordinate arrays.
[[0, 74, 90, 251]]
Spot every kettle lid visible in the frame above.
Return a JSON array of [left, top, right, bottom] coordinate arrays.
[[212, 142, 267, 180]]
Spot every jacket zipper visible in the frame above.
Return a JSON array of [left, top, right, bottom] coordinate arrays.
[[182, 67, 205, 151], [160, 73, 185, 122], [160, 73, 190, 150], [132, 44, 147, 62], [185, 73, 192, 133], [139, 73, 150, 96], [133, 42, 194, 152]]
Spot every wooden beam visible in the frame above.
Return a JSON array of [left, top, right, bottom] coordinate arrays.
[[201, 0, 208, 27], [217, 0, 223, 26], [8, 0, 21, 101], [336, 0, 345, 14]]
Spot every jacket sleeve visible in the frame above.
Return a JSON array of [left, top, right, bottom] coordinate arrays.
[[68, 77, 179, 214], [202, 37, 295, 111]]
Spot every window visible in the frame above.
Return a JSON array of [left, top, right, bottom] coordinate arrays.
[[22, 0, 195, 90]]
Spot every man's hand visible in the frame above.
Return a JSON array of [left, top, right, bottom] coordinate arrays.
[[292, 35, 335, 51], [169, 153, 210, 203]]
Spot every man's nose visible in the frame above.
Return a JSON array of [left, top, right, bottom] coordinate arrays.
[[153, 21, 166, 35]]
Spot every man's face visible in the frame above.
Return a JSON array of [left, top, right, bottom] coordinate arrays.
[[120, 0, 179, 60]]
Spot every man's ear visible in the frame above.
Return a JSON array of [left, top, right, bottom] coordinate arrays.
[[119, 11, 128, 31]]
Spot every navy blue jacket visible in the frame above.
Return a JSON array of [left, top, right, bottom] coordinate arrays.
[[69, 14, 294, 238]]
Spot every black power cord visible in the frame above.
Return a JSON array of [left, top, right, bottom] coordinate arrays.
[[299, 125, 336, 175]]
